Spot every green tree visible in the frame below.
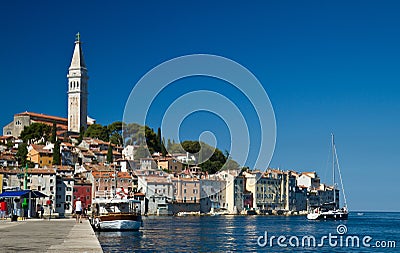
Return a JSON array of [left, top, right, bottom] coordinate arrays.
[[167, 139, 172, 150], [221, 158, 240, 171], [52, 141, 61, 165], [106, 144, 113, 163], [16, 143, 28, 166], [77, 126, 85, 145], [50, 122, 57, 143], [108, 122, 123, 146], [134, 144, 150, 159], [156, 127, 162, 152], [84, 124, 109, 141], [19, 123, 51, 144], [145, 126, 158, 154], [161, 137, 167, 157]]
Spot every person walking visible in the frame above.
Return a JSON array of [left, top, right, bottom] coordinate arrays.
[[74, 197, 83, 223], [0, 199, 7, 220], [40, 205, 44, 219]]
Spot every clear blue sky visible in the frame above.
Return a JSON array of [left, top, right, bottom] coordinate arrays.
[[1, 1, 399, 211]]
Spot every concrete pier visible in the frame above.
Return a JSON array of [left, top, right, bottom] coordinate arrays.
[[0, 219, 103, 252]]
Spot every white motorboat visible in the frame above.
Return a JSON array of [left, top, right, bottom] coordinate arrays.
[[91, 198, 142, 231]]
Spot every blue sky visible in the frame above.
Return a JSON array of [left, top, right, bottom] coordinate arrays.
[[1, 1, 399, 211]]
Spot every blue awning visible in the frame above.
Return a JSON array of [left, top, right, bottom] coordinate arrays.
[[0, 190, 48, 198]]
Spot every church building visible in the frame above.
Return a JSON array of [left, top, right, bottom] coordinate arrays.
[[3, 34, 94, 138]]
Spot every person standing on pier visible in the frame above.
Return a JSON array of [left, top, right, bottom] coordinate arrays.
[[74, 197, 83, 223], [0, 199, 7, 220]]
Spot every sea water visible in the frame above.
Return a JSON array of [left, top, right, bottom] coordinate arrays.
[[96, 212, 400, 252]]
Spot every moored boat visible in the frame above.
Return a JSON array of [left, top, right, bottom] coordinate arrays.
[[307, 134, 349, 221], [90, 198, 142, 231]]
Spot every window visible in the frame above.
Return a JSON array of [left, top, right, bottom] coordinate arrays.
[[67, 187, 72, 191], [56, 204, 61, 208], [184, 189, 186, 193], [86, 196, 90, 200], [66, 195, 71, 201], [86, 189, 90, 192], [50, 186, 54, 191]]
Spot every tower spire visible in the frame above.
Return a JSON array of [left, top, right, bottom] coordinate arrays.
[[67, 33, 88, 133], [69, 33, 86, 70]]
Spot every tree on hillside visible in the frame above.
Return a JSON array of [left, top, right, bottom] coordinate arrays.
[[106, 144, 113, 163], [19, 123, 52, 144], [50, 122, 57, 143], [221, 158, 240, 171], [77, 126, 85, 145], [144, 126, 158, 154], [161, 137, 167, 157], [134, 144, 151, 160], [52, 141, 61, 165], [122, 123, 142, 145], [167, 139, 172, 150], [108, 121, 123, 146], [156, 128, 162, 152], [172, 140, 229, 173], [84, 124, 109, 141], [16, 143, 28, 166]]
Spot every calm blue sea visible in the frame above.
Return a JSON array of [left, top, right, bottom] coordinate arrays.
[[96, 212, 400, 252]]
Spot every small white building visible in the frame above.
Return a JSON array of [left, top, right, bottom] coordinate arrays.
[[137, 175, 173, 215]]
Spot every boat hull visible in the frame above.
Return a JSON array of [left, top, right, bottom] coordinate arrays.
[[96, 219, 142, 231], [92, 213, 142, 231], [307, 212, 348, 220]]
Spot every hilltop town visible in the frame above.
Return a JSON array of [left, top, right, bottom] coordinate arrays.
[[0, 35, 339, 217]]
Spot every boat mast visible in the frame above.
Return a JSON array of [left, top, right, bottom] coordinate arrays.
[[334, 142, 348, 210], [332, 133, 336, 209], [114, 163, 117, 198]]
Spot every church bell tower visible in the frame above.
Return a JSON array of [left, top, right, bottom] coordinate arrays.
[[67, 33, 88, 133]]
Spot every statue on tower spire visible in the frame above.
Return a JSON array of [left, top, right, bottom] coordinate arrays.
[[75, 32, 80, 42]]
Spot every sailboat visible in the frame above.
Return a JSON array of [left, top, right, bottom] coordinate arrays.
[[307, 134, 349, 220]]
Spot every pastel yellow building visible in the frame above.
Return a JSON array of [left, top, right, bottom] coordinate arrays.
[[27, 144, 53, 166], [157, 158, 183, 174]]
